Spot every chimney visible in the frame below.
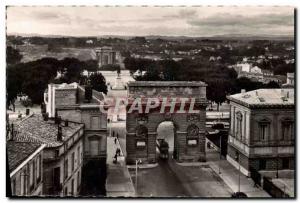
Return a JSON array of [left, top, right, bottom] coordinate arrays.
[[255, 91, 258, 96], [65, 119, 69, 127], [26, 108, 30, 116], [241, 89, 246, 94], [57, 126, 62, 141]]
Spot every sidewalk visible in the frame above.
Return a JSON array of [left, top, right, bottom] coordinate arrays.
[[207, 150, 270, 198], [106, 136, 135, 197]]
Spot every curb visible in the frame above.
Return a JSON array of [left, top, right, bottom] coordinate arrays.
[[175, 162, 209, 167], [127, 163, 159, 169]]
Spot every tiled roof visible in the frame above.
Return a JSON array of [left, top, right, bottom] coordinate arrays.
[[14, 114, 84, 148], [7, 141, 41, 173], [227, 88, 294, 107]]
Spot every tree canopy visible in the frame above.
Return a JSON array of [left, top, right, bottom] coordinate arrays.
[[7, 57, 107, 105]]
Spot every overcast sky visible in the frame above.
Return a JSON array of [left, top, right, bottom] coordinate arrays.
[[6, 6, 294, 37]]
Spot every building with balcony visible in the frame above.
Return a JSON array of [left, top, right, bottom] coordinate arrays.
[[226, 88, 294, 176], [7, 141, 45, 197]]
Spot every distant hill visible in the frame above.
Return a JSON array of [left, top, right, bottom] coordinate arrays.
[[7, 33, 294, 41]]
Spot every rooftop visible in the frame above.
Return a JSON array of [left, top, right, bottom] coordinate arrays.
[[128, 81, 207, 87], [227, 88, 294, 108], [14, 114, 84, 148], [7, 141, 43, 173]]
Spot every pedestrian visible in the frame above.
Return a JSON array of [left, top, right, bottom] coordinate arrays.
[[114, 138, 117, 144], [113, 153, 118, 163], [116, 148, 121, 156]]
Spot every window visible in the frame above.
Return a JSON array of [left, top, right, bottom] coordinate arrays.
[[282, 158, 290, 169], [77, 171, 80, 189], [71, 152, 75, 172], [21, 170, 26, 195], [259, 120, 270, 141], [100, 115, 107, 129], [64, 187, 68, 196], [37, 155, 41, 183], [77, 146, 80, 166], [282, 121, 294, 141], [91, 116, 100, 129], [89, 136, 101, 156], [55, 149, 59, 158], [53, 167, 60, 191], [11, 178, 16, 195], [71, 179, 74, 196], [29, 161, 34, 190], [236, 112, 243, 139], [64, 159, 68, 179], [259, 159, 266, 170]]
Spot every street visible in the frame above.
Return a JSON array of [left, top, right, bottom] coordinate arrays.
[[129, 155, 232, 197]]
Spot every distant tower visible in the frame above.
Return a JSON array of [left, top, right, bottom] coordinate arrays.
[[95, 47, 117, 68]]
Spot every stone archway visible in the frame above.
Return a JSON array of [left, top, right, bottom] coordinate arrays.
[[125, 81, 208, 164]]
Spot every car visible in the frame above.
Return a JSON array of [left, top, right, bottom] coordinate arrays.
[[231, 192, 248, 198]]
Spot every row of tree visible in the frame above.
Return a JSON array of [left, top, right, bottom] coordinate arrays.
[[7, 47, 107, 107], [124, 57, 280, 110]]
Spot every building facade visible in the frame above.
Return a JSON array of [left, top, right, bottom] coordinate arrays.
[[7, 141, 45, 196], [226, 89, 294, 176], [44, 82, 108, 195], [12, 114, 84, 196]]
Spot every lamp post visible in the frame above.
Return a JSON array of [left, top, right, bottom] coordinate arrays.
[[135, 159, 142, 193]]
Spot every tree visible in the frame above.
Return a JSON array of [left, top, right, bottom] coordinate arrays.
[[89, 73, 108, 94], [59, 57, 85, 83], [6, 64, 23, 109], [7, 46, 22, 65]]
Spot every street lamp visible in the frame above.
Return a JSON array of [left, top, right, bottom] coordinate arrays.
[[135, 159, 142, 193]]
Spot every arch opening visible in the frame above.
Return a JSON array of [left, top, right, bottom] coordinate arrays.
[[156, 121, 175, 160]]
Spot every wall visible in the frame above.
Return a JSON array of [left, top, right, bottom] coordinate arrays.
[[10, 150, 43, 196], [43, 136, 83, 196]]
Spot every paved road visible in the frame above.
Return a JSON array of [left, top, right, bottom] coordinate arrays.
[[129, 158, 189, 197], [129, 156, 232, 198]]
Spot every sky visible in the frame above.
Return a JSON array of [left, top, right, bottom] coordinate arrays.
[[6, 6, 294, 37]]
